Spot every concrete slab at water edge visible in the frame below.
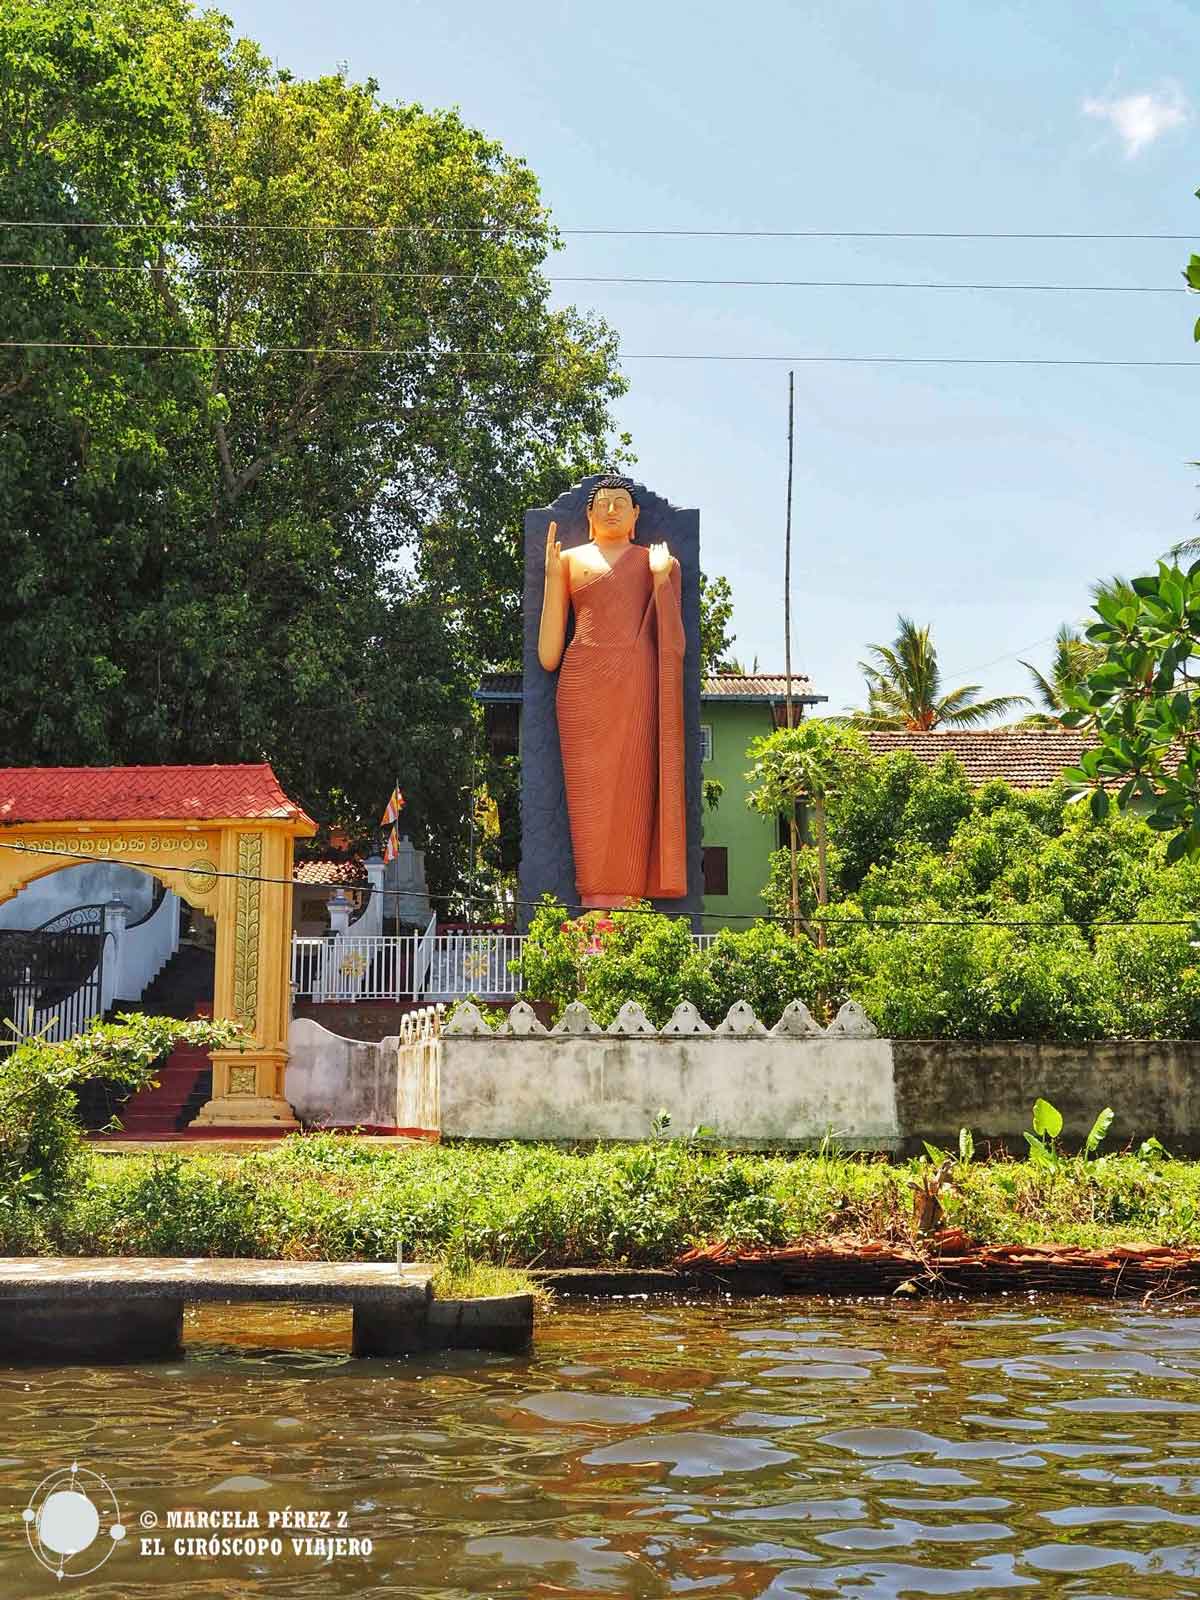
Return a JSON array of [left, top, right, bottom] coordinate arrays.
[[0, 1257, 434, 1307], [428, 1293, 534, 1353]]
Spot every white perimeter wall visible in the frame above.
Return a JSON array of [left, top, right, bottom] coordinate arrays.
[[439, 1035, 899, 1148], [286, 1018, 900, 1147]]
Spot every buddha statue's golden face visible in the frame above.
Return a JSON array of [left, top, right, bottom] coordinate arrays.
[[588, 486, 639, 543]]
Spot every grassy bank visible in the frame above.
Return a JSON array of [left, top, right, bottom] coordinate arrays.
[[2, 1135, 1199, 1263]]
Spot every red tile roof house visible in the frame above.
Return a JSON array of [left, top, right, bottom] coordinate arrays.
[[859, 731, 1098, 788]]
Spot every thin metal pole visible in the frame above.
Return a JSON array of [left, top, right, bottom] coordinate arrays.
[[783, 371, 801, 939], [784, 369, 795, 727], [466, 731, 477, 928]]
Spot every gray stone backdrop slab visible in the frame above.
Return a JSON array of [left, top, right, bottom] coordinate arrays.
[[519, 475, 702, 925]]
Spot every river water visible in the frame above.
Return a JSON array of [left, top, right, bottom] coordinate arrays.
[[3, 1295, 1200, 1597]]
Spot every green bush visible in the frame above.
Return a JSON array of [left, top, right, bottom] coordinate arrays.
[[516, 754, 1200, 1042], [0, 1013, 242, 1204], [843, 925, 1117, 1041], [680, 922, 838, 1027], [512, 895, 594, 1020], [12, 1137, 1200, 1264], [1095, 923, 1200, 1040], [516, 901, 839, 1028]]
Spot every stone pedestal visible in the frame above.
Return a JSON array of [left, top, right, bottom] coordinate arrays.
[[191, 1048, 299, 1131]]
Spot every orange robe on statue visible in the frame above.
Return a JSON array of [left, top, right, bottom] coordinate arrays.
[[555, 542, 687, 901]]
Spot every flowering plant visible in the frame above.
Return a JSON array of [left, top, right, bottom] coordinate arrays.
[[560, 911, 618, 958], [513, 897, 656, 1022]]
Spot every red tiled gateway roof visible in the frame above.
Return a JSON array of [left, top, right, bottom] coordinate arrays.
[[862, 731, 1094, 788], [0, 764, 313, 825]]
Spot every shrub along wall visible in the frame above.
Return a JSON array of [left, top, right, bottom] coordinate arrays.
[[515, 756, 1200, 1043]]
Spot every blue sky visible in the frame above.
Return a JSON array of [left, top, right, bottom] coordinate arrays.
[[225, 0, 1198, 712]]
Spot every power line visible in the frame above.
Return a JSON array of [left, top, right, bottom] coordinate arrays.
[[0, 219, 1194, 240], [0, 262, 1189, 293], [941, 633, 1062, 682], [0, 838, 1192, 931], [3, 340, 1197, 367]]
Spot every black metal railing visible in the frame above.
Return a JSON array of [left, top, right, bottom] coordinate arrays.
[[0, 903, 106, 1051]]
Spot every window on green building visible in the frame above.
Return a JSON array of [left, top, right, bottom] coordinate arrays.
[[702, 845, 729, 896], [700, 724, 713, 763]]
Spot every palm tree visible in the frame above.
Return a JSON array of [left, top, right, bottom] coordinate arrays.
[[849, 615, 1029, 731], [1018, 624, 1104, 727]]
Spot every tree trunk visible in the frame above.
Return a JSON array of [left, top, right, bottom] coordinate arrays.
[[815, 797, 828, 950], [789, 809, 801, 939]]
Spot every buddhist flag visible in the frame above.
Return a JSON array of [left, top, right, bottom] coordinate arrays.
[[380, 784, 404, 864], [381, 785, 405, 827]]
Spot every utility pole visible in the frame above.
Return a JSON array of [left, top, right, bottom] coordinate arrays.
[[784, 369, 795, 730], [783, 371, 801, 938]]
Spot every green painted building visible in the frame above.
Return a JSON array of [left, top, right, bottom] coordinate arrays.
[[478, 672, 825, 929]]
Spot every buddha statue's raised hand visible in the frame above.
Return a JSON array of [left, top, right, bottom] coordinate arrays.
[[648, 540, 677, 588], [544, 521, 566, 584]]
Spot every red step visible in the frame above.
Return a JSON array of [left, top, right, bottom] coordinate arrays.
[[115, 1042, 213, 1135]]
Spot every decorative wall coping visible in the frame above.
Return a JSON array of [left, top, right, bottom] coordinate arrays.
[[398, 1004, 445, 1045], [442, 998, 877, 1039]]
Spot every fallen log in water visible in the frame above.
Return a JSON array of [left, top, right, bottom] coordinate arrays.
[[675, 1232, 1200, 1301]]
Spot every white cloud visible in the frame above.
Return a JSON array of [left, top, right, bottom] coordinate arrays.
[[1082, 83, 1191, 157]]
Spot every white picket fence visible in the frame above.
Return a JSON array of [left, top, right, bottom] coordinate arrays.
[[292, 925, 722, 1003]]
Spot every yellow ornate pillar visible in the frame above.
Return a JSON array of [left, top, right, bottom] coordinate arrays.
[[192, 823, 302, 1131]]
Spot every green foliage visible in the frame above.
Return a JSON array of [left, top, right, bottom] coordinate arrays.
[[745, 720, 870, 816], [577, 912, 696, 1027], [1085, 1107, 1115, 1157], [0, 1014, 242, 1203], [751, 749, 1196, 1041], [679, 923, 835, 1027], [1061, 557, 1200, 861], [839, 923, 1118, 1041], [0, 0, 625, 888], [515, 898, 837, 1027], [1032, 1098, 1064, 1139], [763, 753, 975, 914], [512, 895, 603, 1020], [698, 572, 737, 673], [1023, 1097, 1113, 1171], [525, 744, 1200, 1043], [13, 1137, 1200, 1265]]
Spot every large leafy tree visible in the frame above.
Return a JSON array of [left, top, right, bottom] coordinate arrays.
[[0, 0, 624, 888], [698, 573, 736, 674], [1062, 222, 1200, 858], [1063, 559, 1200, 858], [849, 615, 1028, 730]]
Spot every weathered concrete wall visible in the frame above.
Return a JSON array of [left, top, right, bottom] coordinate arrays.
[[891, 1038, 1200, 1156], [287, 1018, 391, 1129], [289, 1005, 1200, 1155], [286, 1016, 438, 1135], [293, 1002, 420, 1042], [439, 1034, 898, 1148]]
